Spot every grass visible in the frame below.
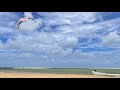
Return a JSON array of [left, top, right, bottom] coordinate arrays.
[[0, 68, 120, 75]]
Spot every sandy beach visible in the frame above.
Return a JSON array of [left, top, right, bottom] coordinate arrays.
[[0, 72, 118, 78]]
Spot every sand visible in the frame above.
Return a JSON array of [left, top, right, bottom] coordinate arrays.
[[0, 72, 119, 78]]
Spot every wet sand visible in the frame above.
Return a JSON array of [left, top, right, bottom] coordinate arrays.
[[0, 72, 118, 78]]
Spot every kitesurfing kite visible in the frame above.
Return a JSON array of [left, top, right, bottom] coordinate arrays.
[[16, 17, 33, 30]]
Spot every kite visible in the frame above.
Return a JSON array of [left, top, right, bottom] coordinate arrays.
[[16, 17, 33, 30]]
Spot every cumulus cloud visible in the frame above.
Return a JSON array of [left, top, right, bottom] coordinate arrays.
[[101, 31, 120, 48], [24, 12, 33, 18], [33, 32, 55, 44], [57, 36, 78, 48], [0, 12, 120, 67]]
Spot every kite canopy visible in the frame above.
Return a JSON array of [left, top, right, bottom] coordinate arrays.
[[16, 17, 33, 30]]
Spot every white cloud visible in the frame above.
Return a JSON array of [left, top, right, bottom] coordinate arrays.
[[0, 12, 18, 20], [37, 12, 101, 24], [0, 12, 119, 58], [57, 36, 78, 48], [0, 51, 49, 61], [0, 12, 118, 51], [0, 26, 16, 34], [0, 12, 19, 34], [1, 12, 120, 67], [47, 48, 73, 57], [24, 12, 33, 18], [36, 12, 103, 34], [101, 31, 120, 47], [34, 32, 55, 44], [0, 40, 5, 49], [15, 53, 48, 60], [71, 50, 94, 59]]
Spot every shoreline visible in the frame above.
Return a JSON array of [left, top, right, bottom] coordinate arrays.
[[0, 71, 118, 78]]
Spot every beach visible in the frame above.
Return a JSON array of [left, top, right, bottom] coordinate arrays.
[[0, 71, 118, 78]]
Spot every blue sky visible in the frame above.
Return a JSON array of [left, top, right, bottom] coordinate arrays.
[[0, 12, 120, 68]]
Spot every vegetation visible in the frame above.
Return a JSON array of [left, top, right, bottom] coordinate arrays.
[[0, 68, 120, 75]]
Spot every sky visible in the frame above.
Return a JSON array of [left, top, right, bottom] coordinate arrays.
[[0, 12, 120, 68]]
